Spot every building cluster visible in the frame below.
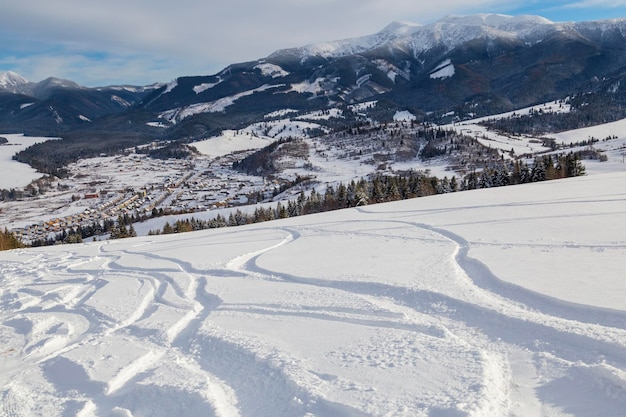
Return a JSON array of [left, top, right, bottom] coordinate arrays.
[[11, 153, 286, 244]]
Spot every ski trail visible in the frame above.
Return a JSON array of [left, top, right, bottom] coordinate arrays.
[[190, 325, 371, 417], [227, 220, 626, 415], [175, 354, 241, 417], [403, 220, 626, 414], [99, 247, 237, 416], [224, 229, 296, 276], [105, 350, 163, 395], [114, 247, 224, 343], [188, 227, 381, 417], [107, 278, 156, 334], [415, 222, 626, 330], [218, 225, 513, 415], [385, 220, 626, 359], [2, 173, 625, 417]]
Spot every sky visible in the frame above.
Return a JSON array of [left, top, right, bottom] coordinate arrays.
[[1, 0, 626, 87]]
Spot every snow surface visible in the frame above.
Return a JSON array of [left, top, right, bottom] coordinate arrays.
[[1, 170, 625, 417], [193, 130, 274, 159], [430, 59, 455, 79], [160, 84, 284, 123], [264, 109, 298, 119], [349, 101, 378, 113], [287, 78, 328, 95], [162, 80, 177, 95], [254, 63, 289, 78], [550, 117, 626, 144], [0, 134, 58, 189], [444, 100, 573, 157], [193, 79, 222, 94], [0, 71, 29, 91], [145, 121, 168, 128], [298, 109, 343, 121], [110, 95, 131, 108], [393, 110, 416, 121]]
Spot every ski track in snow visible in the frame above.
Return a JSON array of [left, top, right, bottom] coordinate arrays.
[[236, 221, 626, 416], [1, 174, 626, 416]]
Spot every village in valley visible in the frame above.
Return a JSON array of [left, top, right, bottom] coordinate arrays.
[[3, 142, 277, 245]]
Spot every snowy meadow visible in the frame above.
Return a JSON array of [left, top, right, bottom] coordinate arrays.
[[0, 134, 57, 189], [1, 169, 625, 417]]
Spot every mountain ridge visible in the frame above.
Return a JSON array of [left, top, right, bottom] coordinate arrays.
[[139, 13, 626, 133], [4, 13, 626, 169]]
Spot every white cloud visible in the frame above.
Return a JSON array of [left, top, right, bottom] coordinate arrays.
[[563, 0, 626, 8], [0, 0, 622, 86]]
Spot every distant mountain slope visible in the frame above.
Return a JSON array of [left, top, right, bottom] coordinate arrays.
[[5, 13, 626, 169], [138, 14, 626, 137], [0, 73, 159, 134]]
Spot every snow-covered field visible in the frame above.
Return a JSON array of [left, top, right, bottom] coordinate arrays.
[[1, 169, 625, 417], [192, 130, 274, 159], [443, 101, 572, 157], [0, 134, 57, 189]]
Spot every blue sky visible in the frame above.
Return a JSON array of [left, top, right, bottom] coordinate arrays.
[[509, 0, 626, 22], [1, 0, 626, 87]]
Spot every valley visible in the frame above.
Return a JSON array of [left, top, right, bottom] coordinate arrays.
[[1, 138, 270, 244], [2, 100, 624, 246]]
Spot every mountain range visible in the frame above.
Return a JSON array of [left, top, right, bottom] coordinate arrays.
[[0, 71, 158, 134], [2, 13, 626, 153]]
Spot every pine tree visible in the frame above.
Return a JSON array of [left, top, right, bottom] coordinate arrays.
[[162, 222, 174, 234], [564, 152, 586, 177], [276, 203, 288, 219], [450, 176, 458, 192], [531, 159, 546, 182], [0, 228, 23, 251], [355, 184, 369, 206], [388, 180, 401, 200], [287, 200, 300, 217]]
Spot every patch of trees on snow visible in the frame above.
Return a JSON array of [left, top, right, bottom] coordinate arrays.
[[480, 93, 626, 135], [147, 155, 585, 237]]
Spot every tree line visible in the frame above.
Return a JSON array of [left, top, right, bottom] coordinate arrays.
[[28, 213, 144, 247], [148, 153, 586, 236], [480, 93, 626, 136], [2, 151, 587, 250]]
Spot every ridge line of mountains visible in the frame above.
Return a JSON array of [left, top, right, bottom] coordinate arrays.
[[2, 13, 626, 169]]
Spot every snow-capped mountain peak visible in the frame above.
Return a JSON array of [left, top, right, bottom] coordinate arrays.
[[379, 20, 423, 36], [421, 13, 559, 49], [36, 76, 81, 90], [29, 77, 83, 100], [436, 13, 553, 29], [268, 21, 425, 61], [269, 13, 559, 62], [0, 70, 28, 86], [0, 71, 31, 94]]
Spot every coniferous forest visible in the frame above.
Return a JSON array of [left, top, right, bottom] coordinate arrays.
[[148, 152, 585, 237]]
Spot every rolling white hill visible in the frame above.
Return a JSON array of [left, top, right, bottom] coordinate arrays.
[[1, 167, 625, 417]]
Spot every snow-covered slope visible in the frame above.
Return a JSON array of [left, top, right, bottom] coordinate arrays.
[[1, 170, 625, 417]]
